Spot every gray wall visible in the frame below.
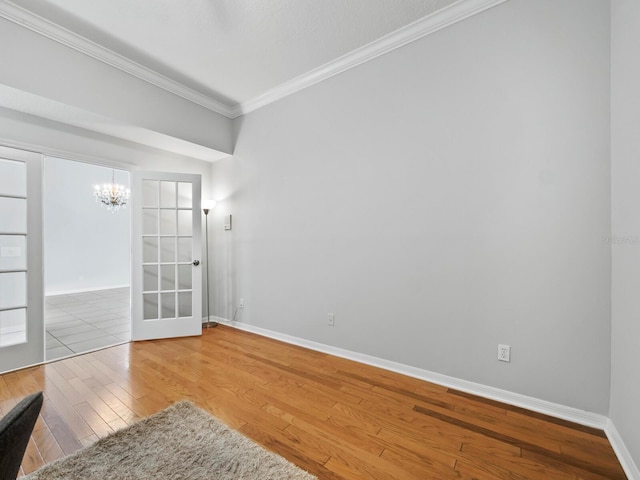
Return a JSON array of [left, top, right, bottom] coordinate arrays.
[[44, 157, 130, 295], [211, 0, 612, 414], [611, 0, 640, 468]]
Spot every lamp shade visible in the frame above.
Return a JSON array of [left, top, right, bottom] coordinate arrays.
[[202, 200, 217, 211]]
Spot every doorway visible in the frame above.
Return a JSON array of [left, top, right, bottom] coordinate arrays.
[[43, 157, 131, 360]]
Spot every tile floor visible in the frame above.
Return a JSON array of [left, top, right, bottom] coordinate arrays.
[[45, 287, 131, 361]]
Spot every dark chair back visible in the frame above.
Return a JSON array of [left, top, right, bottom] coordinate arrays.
[[0, 392, 44, 480]]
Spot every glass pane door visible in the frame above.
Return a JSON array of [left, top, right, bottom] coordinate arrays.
[[0, 147, 43, 373], [131, 172, 201, 340]]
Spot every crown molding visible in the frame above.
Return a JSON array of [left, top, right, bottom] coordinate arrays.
[[0, 0, 236, 118], [236, 0, 510, 116], [1, 0, 509, 120]]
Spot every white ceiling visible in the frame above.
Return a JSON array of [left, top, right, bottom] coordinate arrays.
[[1, 0, 506, 160], [5, 0, 459, 109]]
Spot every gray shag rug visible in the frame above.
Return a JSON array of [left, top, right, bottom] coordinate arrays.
[[25, 401, 317, 479]]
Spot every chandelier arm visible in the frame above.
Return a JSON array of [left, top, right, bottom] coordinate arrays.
[[93, 171, 130, 212]]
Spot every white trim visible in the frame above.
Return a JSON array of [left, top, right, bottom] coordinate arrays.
[[0, 1, 235, 119], [201, 315, 226, 325], [45, 284, 130, 297], [0, 136, 134, 170], [216, 317, 609, 429], [0, 359, 43, 375], [218, 318, 640, 474], [0, 0, 509, 119], [236, 0, 510, 116], [606, 420, 640, 480]]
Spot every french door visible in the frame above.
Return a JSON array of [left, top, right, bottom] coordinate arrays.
[[0, 147, 43, 373], [131, 172, 202, 340]]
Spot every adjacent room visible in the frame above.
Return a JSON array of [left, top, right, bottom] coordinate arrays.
[[0, 0, 638, 479], [43, 157, 130, 360]]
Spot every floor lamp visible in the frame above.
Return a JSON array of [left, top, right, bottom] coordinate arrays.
[[202, 200, 217, 328]]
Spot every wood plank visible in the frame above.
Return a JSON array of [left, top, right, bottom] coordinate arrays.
[[73, 402, 115, 439], [449, 388, 607, 438], [414, 404, 625, 479], [30, 422, 65, 465], [0, 325, 625, 480], [38, 401, 83, 455]]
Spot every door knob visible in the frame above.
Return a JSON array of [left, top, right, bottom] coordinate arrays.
[[192, 260, 200, 266]]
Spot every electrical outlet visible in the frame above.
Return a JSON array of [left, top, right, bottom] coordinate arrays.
[[239, 298, 245, 308], [498, 344, 511, 362], [328, 313, 335, 326]]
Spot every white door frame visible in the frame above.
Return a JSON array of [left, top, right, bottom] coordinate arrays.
[[0, 146, 44, 373], [130, 171, 202, 341]]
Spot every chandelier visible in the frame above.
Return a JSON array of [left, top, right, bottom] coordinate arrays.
[[93, 170, 130, 212]]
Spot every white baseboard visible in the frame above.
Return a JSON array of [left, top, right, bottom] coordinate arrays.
[[46, 284, 130, 296], [211, 317, 640, 479], [212, 317, 607, 429], [606, 420, 640, 480], [202, 316, 225, 324]]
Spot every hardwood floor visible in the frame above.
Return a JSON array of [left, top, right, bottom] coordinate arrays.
[[1, 325, 626, 479]]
